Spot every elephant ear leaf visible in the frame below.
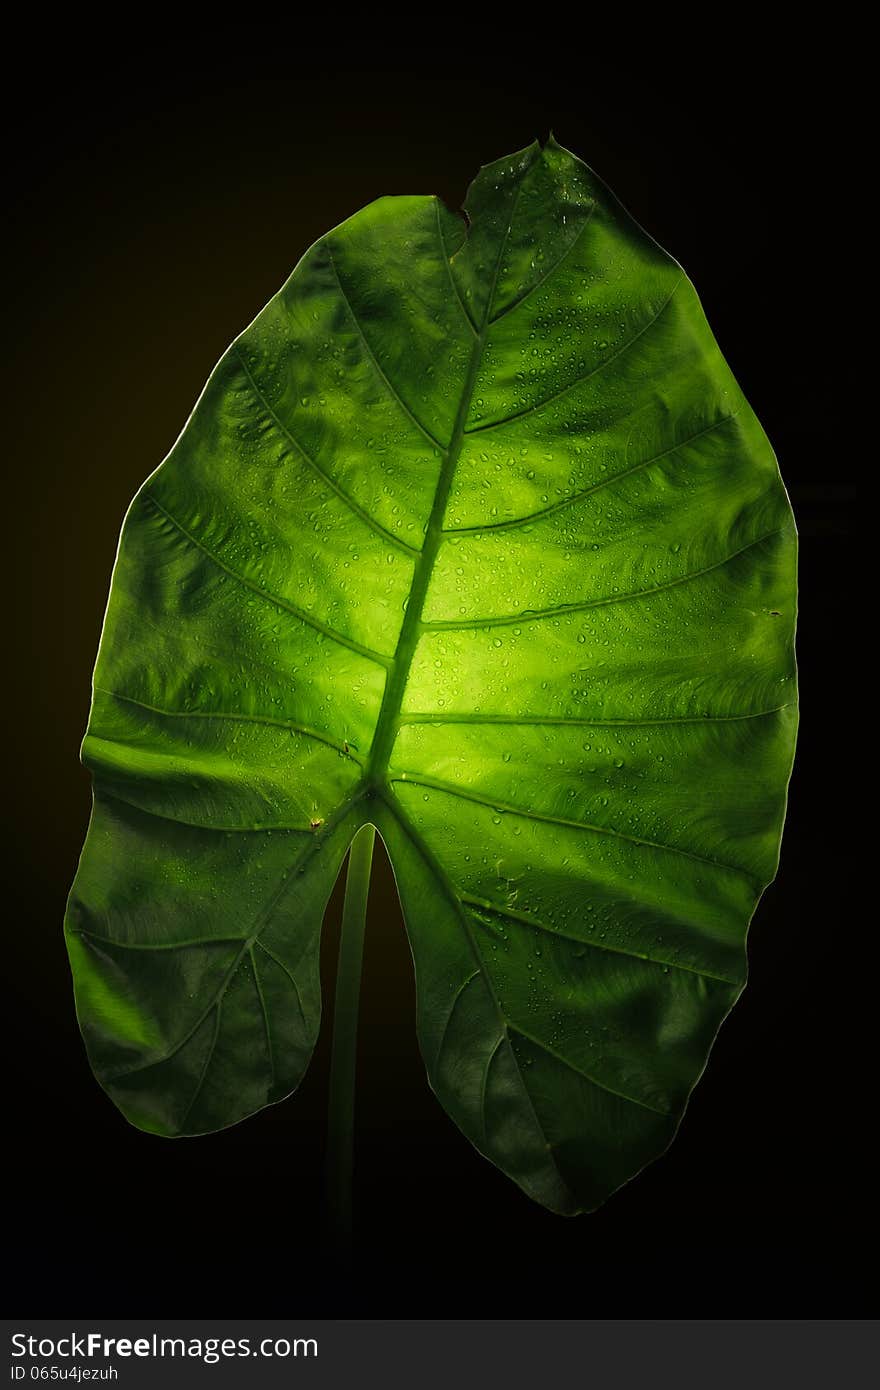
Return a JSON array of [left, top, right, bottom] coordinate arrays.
[[65, 138, 797, 1213]]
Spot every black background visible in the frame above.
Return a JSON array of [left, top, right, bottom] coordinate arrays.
[[5, 41, 862, 1317]]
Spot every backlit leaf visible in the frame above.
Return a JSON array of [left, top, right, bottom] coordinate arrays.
[[65, 139, 798, 1213]]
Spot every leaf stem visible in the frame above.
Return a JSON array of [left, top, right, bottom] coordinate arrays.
[[324, 822, 375, 1261]]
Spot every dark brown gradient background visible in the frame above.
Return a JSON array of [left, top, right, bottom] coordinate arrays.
[[5, 48, 861, 1316]]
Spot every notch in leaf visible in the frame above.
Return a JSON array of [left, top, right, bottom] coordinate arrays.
[[65, 138, 798, 1216]]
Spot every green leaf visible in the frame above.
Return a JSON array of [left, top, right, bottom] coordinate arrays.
[[65, 138, 797, 1214]]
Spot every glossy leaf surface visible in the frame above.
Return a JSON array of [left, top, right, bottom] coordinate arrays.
[[65, 140, 798, 1213]]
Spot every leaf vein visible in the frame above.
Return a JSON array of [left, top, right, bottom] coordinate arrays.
[[505, 1022, 671, 1116], [326, 240, 447, 452], [250, 946, 275, 1090], [487, 201, 596, 325], [391, 774, 755, 880], [255, 939, 308, 1029], [424, 526, 785, 628], [462, 894, 739, 985], [232, 345, 420, 556], [433, 969, 480, 1071], [480, 1036, 505, 1146], [436, 198, 478, 334], [463, 276, 683, 437], [143, 492, 391, 669], [95, 789, 318, 835], [94, 687, 363, 763], [177, 1003, 222, 1133], [445, 410, 740, 536], [397, 707, 792, 728], [69, 928, 247, 953]]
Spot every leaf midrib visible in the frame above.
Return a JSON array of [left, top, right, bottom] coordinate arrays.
[[363, 196, 519, 786]]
